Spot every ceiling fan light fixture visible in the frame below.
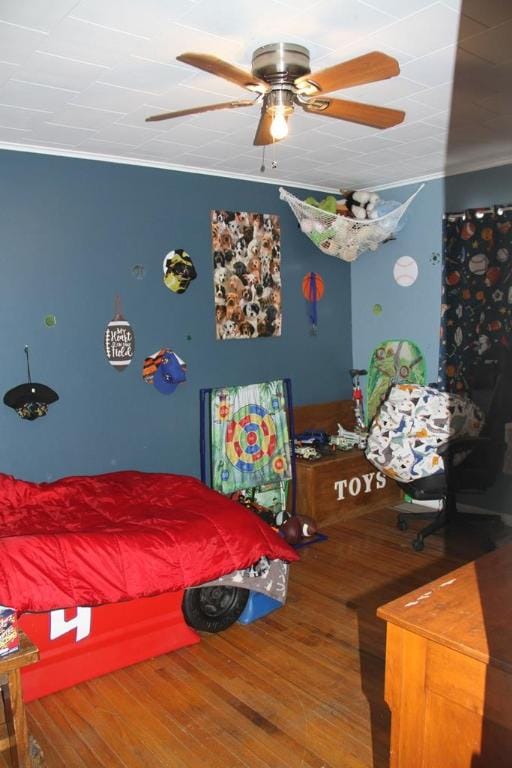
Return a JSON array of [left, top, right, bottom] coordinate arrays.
[[266, 88, 294, 141], [270, 108, 289, 140]]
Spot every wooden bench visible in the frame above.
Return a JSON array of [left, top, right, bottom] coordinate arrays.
[[292, 400, 400, 526]]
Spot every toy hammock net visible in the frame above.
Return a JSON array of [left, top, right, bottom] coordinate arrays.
[[279, 184, 424, 262]]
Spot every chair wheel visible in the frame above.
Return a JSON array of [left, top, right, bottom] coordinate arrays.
[[412, 537, 424, 552], [397, 517, 408, 531]]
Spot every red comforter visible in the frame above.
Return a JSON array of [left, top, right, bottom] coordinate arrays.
[[0, 471, 298, 613]]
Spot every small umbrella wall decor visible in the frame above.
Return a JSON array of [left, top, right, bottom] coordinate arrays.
[[3, 346, 59, 420], [104, 295, 135, 372]]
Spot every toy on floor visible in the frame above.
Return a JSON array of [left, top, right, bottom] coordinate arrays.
[[280, 515, 318, 545], [298, 515, 318, 538], [280, 516, 302, 544]]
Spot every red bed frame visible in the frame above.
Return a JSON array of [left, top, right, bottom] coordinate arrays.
[[19, 591, 200, 701]]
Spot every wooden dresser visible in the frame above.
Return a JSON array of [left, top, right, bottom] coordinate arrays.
[[377, 544, 512, 768]]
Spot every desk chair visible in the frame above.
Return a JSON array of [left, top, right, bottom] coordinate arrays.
[[368, 352, 512, 551]]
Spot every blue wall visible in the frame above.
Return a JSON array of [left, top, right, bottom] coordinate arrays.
[[351, 178, 444, 385], [445, 163, 512, 211], [0, 150, 353, 482]]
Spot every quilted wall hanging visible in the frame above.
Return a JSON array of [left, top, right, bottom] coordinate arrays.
[[212, 210, 281, 340], [210, 379, 292, 497]]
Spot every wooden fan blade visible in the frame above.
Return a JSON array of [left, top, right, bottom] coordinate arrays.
[[303, 97, 405, 129], [146, 99, 255, 122], [295, 51, 400, 96], [177, 52, 269, 93], [253, 107, 274, 146]]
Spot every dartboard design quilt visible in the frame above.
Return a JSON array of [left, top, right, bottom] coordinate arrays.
[[211, 380, 291, 496]]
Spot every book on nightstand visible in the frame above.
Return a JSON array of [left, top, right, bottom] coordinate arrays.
[[0, 606, 19, 656]]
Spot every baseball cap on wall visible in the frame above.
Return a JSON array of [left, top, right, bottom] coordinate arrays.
[[152, 351, 187, 394]]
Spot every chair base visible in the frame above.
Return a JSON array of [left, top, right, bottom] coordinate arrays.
[[397, 498, 500, 552]]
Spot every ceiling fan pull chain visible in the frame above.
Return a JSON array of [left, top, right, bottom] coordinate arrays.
[[271, 142, 278, 169], [260, 146, 266, 173]]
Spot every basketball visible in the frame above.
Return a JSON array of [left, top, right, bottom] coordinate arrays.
[[446, 270, 461, 286], [280, 517, 303, 545], [461, 221, 476, 240], [302, 272, 325, 301], [298, 515, 318, 538], [393, 256, 418, 287]]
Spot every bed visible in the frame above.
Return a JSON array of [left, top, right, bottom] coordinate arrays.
[[0, 470, 297, 700]]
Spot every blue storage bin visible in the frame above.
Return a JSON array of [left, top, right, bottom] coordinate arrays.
[[238, 591, 283, 624]]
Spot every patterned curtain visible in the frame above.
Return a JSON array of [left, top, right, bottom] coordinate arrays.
[[439, 206, 512, 392]]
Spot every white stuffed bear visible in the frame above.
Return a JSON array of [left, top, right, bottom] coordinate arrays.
[[344, 190, 381, 220]]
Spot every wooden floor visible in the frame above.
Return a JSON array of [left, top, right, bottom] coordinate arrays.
[[5, 507, 500, 768]]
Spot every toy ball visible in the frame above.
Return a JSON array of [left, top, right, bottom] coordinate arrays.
[[497, 248, 509, 263], [393, 256, 418, 287], [302, 272, 324, 301], [280, 517, 303, 545], [468, 253, 488, 275], [298, 515, 318, 538], [446, 270, 461, 286], [485, 266, 501, 287], [461, 221, 476, 240]]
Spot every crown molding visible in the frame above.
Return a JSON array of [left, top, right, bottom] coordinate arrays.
[[1, 141, 510, 195], [0, 141, 335, 193], [365, 155, 512, 193]]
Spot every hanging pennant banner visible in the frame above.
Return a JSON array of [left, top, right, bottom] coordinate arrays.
[[104, 296, 135, 372]]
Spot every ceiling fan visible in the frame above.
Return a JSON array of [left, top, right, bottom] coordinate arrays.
[[146, 43, 406, 145]]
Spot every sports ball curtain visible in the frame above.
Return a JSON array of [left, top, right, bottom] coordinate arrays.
[[439, 206, 512, 392]]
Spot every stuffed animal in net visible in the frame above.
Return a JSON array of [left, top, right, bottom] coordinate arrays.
[[342, 190, 381, 220]]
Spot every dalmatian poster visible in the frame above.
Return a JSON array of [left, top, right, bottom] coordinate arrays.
[[212, 209, 282, 340]]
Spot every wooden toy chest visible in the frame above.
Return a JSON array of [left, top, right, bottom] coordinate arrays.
[[294, 448, 400, 526], [292, 399, 400, 526]]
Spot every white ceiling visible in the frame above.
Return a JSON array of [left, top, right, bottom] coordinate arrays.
[[0, 0, 510, 191]]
